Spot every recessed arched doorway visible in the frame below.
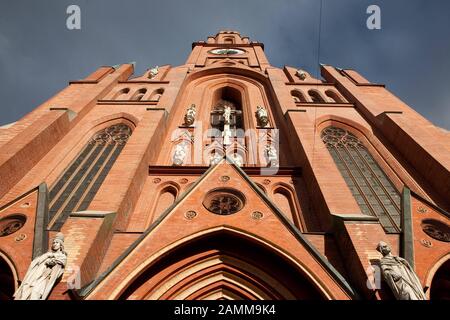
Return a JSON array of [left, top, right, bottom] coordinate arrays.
[[118, 231, 326, 300], [0, 254, 16, 300], [429, 259, 450, 300]]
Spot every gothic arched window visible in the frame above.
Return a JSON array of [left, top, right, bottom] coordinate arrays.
[[308, 90, 325, 103], [150, 88, 164, 101], [321, 126, 401, 232], [291, 90, 307, 103], [325, 90, 343, 103], [48, 124, 132, 230], [132, 88, 147, 101], [113, 88, 130, 100]]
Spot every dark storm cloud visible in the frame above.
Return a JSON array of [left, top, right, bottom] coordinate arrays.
[[0, 0, 449, 129]]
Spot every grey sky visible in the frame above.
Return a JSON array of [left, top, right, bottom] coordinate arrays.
[[0, 0, 449, 129]]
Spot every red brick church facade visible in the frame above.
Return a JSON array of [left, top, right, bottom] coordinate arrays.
[[0, 31, 448, 300]]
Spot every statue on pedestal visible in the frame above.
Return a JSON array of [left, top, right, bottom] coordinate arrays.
[[265, 144, 279, 167], [376, 241, 426, 300], [173, 143, 187, 166], [184, 104, 196, 126], [14, 233, 67, 300], [256, 106, 269, 127], [148, 66, 159, 79]]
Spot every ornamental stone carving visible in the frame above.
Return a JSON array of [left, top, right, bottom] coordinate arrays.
[[203, 188, 245, 216], [0, 214, 26, 237], [14, 233, 67, 300], [376, 241, 426, 300], [421, 219, 450, 242]]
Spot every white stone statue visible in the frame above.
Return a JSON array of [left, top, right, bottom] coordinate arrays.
[[256, 105, 269, 127], [223, 105, 231, 124], [173, 142, 187, 166], [296, 69, 307, 80], [265, 144, 279, 167], [229, 153, 243, 167], [148, 66, 159, 79], [222, 105, 233, 146], [210, 153, 223, 166], [376, 241, 426, 300], [184, 104, 196, 126], [14, 233, 67, 300]]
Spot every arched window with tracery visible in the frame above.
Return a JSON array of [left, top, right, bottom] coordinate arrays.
[[132, 88, 147, 101], [48, 124, 132, 230], [321, 126, 401, 232], [150, 88, 164, 101], [113, 88, 130, 100], [291, 90, 307, 103], [325, 90, 343, 103], [308, 90, 325, 103]]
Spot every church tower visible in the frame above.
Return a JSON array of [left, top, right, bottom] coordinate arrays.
[[0, 30, 448, 300]]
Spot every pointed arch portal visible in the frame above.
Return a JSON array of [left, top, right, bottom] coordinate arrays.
[[118, 231, 325, 300], [0, 253, 16, 300]]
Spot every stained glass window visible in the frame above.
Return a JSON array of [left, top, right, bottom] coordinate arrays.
[[321, 126, 401, 232], [48, 124, 132, 230]]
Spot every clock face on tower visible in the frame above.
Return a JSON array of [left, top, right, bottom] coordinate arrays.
[[209, 48, 245, 55]]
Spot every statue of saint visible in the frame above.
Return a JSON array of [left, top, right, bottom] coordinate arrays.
[[14, 233, 67, 300], [148, 66, 159, 79], [376, 241, 426, 300], [265, 144, 279, 167], [256, 106, 269, 127], [223, 105, 231, 125], [184, 104, 196, 126], [173, 142, 187, 166]]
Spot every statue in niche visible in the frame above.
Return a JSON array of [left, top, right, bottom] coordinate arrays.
[[173, 142, 188, 166], [265, 144, 279, 167], [184, 104, 196, 126], [148, 66, 159, 79], [376, 241, 426, 300], [14, 233, 67, 300], [256, 105, 269, 127], [222, 105, 233, 145]]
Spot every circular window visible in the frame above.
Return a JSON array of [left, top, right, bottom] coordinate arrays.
[[421, 219, 450, 242], [209, 48, 245, 55], [203, 188, 245, 215], [0, 214, 27, 237]]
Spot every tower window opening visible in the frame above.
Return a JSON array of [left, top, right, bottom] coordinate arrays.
[[325, 90, 343, 103], [308, 90, 325, 103]]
